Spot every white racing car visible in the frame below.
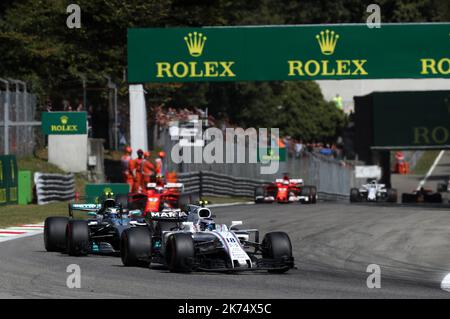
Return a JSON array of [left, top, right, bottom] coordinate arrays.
[[350, 180, 397, 203], [120, 205, 295, 273]]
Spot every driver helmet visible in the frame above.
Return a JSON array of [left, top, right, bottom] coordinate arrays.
[[199, 219, 215, 231], [137, 149, 144, 158], [104, 198, 116, 209]]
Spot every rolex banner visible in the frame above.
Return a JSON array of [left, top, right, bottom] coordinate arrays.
[[41, 112, 87, 135], [128, 23, 450, 83]]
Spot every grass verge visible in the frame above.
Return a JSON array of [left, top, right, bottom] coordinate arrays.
[[411, 150, 440, 175], [0, 202, 67, 228]]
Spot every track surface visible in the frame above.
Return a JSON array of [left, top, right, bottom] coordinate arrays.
[[1, 202, 450, 298]]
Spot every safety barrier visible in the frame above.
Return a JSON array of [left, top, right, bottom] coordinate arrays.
[[178, 170, 352, 201], [34, 172, 75, 205]]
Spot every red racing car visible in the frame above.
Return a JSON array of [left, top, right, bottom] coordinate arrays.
[[117, 177, 198, 216], [254, 177, 317, 204]]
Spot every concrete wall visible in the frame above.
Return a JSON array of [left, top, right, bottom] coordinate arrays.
[[48, 135, 87, 172], [316, 78, 450, 113]]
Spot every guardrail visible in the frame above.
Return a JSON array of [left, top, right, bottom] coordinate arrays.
[[178, 170, 350, 201]]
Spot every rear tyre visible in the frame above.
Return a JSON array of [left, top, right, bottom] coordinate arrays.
[[310, 186, 317, 204], [262, 232, 293, 273], [350, 188, 360, 203], [66, 220, 90, 256], [254, 186, 265, 203], [44, 217, 69, 252], [301, 186, 316, 204], [386, 188, 397, 203], [121, 227, 152, 267], [165, 233, 194, 272]]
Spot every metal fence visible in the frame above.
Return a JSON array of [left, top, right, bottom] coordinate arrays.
[[0, 83, 40, 157], [156, 127, 360, 199]]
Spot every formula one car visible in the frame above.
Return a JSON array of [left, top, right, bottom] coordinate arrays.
[[44, 194, 147, 256], [350, 180, 397, 203], [254, 177, 317, 204], [401, 187, 442, 203], [117, 176, 198, 216], [437, 177, 450, 193], [120, 205, 295, 273]]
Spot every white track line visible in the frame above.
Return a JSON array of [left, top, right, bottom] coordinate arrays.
[[416, 150, 445, 191]]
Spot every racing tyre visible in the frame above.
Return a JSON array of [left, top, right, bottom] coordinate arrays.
[[386, 188, 397, 203], [262, 232, 293, 273], [44, 216, 69, 252], [121, 227, 152, 267], [310, 186, 317, 204], [350, 188, 360, 203], [66, 220, 90, 256], [254, 186, 265, 203], [165, 233, 194, 273], [301, 186, 316, 204]]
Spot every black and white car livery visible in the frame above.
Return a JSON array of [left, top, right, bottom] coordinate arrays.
[[120, 205, 295, 273], [350, 180, 397, 203]]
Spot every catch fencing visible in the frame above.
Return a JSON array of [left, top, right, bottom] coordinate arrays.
[[0, 84, 40, 157], [155, 127, 359, 200]]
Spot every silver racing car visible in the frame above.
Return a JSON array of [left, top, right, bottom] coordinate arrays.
[[350, 180, 397, 203], [120, 205, 295, 273]]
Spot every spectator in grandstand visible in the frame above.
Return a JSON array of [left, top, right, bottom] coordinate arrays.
[[295, 140, 303, 158]]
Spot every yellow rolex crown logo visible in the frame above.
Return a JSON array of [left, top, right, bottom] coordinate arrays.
[[316, 29, 339, 55], [184, 32, 207, 57], [60, 115, 68, 124]]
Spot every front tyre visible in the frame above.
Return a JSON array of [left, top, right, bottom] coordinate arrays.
[[350, 188, 360, 203], [262, 232, 293, 273], [386, 188, 397, 203], [44, 216, 69, 252], [165, 233, 194, 272], [66, 220, 90, 256], [121, 227, 152, 267]]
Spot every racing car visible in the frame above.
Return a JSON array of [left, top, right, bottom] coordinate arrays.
[[120, 204, 295, 273], [437, 177, 450, 193], [254, 177, 317, 204], [350, 180, 397, 203], [44, 194, 146, 256], [401, 187, 442, 204], [117, 175, 197, 216]]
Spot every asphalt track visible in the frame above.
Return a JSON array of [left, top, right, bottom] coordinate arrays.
[[1, 201, 450, 298]]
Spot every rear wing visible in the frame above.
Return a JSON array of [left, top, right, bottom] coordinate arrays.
[[68, 203, 101, 217]]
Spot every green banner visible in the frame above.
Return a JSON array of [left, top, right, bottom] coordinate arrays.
[[373, 91, 450, 148], [85, 183, 130, 203], [258, 147, 287, 162], [41, 112, 87, 135], [0, 155, 18, 205], [128, 23, 450, 83]]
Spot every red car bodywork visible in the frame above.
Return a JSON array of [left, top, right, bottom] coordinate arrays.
[[127, 182, 184, 216]]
